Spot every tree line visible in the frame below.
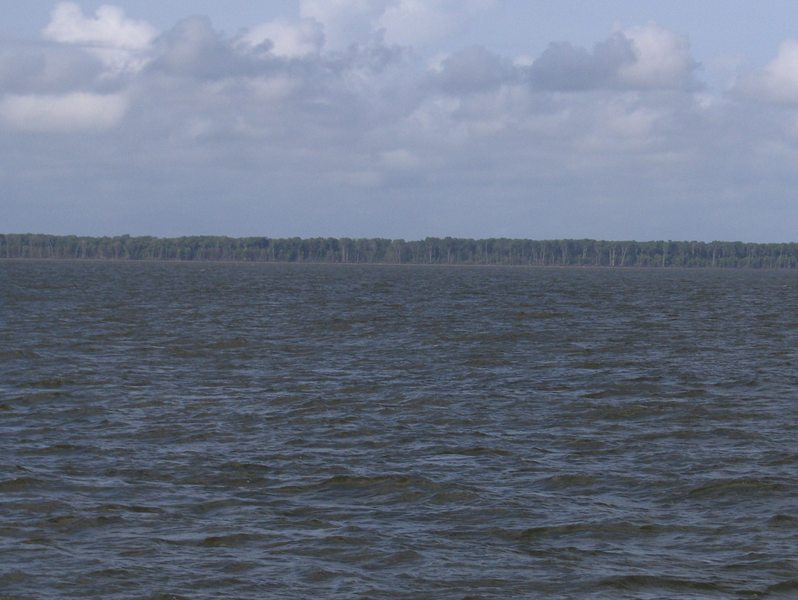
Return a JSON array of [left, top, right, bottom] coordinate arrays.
[[2, 233, 798, 268]]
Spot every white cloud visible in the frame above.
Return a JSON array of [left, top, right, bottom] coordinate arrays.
[[606, 104, 660, 139], [44, 2, 155, 49], [739, 40, 798, 104], [247, 75, 298, 102], [6, 6, 798, 241], [299, 0, 496, 49], [383, 0, 497, 47], [240, 18, 324, 58], [575, 97, 664, 154], [380, 148, 420, 170], [43, 2, 157, 73], [617, 23, 695, 89], [0, 41, 105, 94], [379, 1, 447, 47], [299, 0, 382, 50], [0, 92, 127, 132]]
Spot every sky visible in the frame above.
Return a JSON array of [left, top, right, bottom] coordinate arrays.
[[3, 2, 798, 241]]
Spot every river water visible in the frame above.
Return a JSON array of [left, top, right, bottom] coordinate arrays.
[[1, 261, 797, 599]]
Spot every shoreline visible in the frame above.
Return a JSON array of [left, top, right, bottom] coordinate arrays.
[[1, 257, 795, 271]]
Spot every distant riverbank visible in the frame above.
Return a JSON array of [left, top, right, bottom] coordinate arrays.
[[3, 234, 798, 268]]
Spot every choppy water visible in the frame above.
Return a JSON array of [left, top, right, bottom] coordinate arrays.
[[1, 261, 798, 599]]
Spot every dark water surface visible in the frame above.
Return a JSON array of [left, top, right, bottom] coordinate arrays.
[[2, 261, 798, 599]]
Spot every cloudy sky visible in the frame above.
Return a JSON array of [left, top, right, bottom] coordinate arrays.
[[3, 1, 798, 241]]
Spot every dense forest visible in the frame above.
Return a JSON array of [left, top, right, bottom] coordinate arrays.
[[2, 233, 798, 268]]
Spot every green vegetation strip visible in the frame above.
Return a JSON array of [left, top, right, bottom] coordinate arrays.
[[2, 234, 797, 268]]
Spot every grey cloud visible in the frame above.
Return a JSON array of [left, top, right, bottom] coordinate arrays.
[[526, 28, 696, 92], [527, 34, 634, 91], [433, 45, 516, 94], [261, 41, 420, 131], [2, 10, 794, 242], [426, 30, 694, 99], [123, 31, 420, 157], [325, 39, 407, 75], [145, 16, 408, 91], [148, 16, 275, 80]]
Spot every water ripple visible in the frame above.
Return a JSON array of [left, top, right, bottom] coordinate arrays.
[[2, 262, 798, 598]]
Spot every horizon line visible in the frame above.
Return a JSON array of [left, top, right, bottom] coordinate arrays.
[[3, 233, 797, 245]]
